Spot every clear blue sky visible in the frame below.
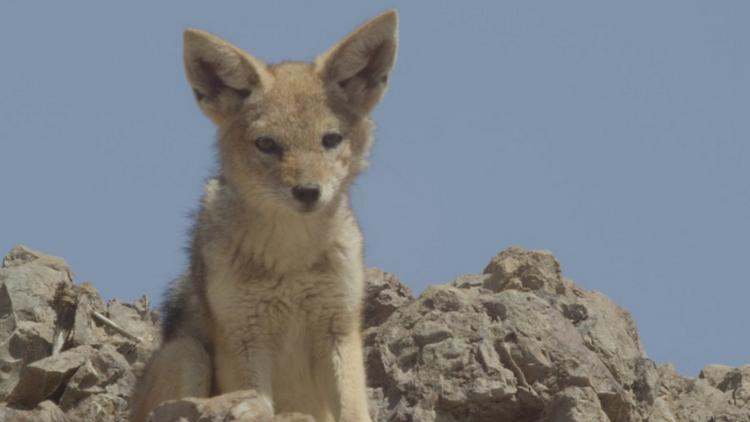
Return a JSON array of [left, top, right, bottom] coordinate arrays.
[[1, 1, 747, 376]]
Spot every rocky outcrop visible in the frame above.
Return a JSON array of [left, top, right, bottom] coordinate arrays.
[[148, 390, 314, 422], [363, 247, 750, 421], [0, 246, 158, 421], [0, 245, 747, 421]]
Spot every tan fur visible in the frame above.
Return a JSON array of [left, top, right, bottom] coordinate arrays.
[[129, 10, 398, 422]]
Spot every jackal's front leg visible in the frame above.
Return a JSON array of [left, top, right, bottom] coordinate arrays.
[[213, 330, 275, 411], [336, 330, 372, 421], [129, 336, 212, 422], [317, 325, 372, 422]]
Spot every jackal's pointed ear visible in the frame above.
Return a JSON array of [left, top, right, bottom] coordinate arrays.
[[316, 10, 398, 115], [184, 29, 271, 124]]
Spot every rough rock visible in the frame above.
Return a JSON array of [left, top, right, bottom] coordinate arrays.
[[9, 345, 94, 407], [654, 363, 750, 422], [66, 393, 129, 422], [60, 344, 134, 410], [0, 245, 748, 421], [0, 246, 158, 421], [0, 246, 74, 401], [0, 400, 70, 422], [363, 247, 750, 421], [148, 390, 314, 422], [363, 268, 413, 329], [70, 283, 108, 348]]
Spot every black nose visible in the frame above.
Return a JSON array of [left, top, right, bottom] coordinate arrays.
[[292, 184, 321, 206]]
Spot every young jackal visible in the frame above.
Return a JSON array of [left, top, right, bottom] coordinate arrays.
[[129, 10, 398, 422]]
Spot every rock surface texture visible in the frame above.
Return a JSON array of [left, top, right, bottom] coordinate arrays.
[[0, 245, 747, 421], [0, 246, 158, 421]]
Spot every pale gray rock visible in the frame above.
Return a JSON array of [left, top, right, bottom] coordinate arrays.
[[655, 363, 750, 422], [0, 279, 16, 343], [9, 345, 94, 407], [65, 393, 129, 422], [60, 344, 134, 410], [719, 365, 750, 406], [0, 400, 70, 422], [147, 390, 314, 422], [0, 320, 54, 398], [0, 246, 74, 401], [0, 245, 73, 325], [70, 282, 108, 348], [699, 363, 733, 389], [2, 245, 72, 276], [542, 386, 611, 422], [0, 246, 156, 420], [482, 247, 564, 296], [363, 247, 750, 422], [103, 297, 160, 378], [107, 299, 156, 343], [365, 283, 524, 421], [363, 268, 413, 329], [364, 247, 644, 421], [0, 245, 748, 422]]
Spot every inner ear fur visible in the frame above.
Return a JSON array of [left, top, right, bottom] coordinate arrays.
[[183, 29, 271, 123], [316, 10, 399, 115]]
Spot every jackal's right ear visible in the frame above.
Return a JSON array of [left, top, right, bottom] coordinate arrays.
[[184, 29, 271, 124], [316, 10, 398, 115]]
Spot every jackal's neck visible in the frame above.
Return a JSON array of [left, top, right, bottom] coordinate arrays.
[[203, 177, 356, 273], [246, 196, 353, 272]]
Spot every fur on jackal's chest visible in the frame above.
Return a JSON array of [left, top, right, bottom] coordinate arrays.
[[203, 253, 361, 338]]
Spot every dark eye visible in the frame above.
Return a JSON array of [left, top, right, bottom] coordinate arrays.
[[255, 136, 282, 156], [322, 133, 344, 150]]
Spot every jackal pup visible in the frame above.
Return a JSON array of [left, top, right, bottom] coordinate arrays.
[[129, 10, 398, 422]]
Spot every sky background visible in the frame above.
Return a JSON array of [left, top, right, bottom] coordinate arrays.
[[1, 1, 747, 376]]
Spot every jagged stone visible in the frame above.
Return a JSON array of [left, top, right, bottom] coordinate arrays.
[[107, 299, 156, 343], [8, 345, 94, 407], [0, 320, 54, 399], [362, 247, 747, 422], [65, 393, 129, 422], [699, 363, 733, 389], [70, 282, 108, 348], [147, 390, 314, 422], [0, 248, 76, 402], [0, 245, 748, 421], [363, 268, 413, 329], [482, 247, 564, 296], [0, 246, 73, 326], [60, 344, 134, 410], [656, 363, 750, 421], [543, 386, 611, 421], [103, 298, 160, 375], [0, 400, 70, 422]]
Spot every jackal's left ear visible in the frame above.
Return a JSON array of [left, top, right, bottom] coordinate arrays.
[[316, 10, 398, 115], [184, 29, 272, 124]]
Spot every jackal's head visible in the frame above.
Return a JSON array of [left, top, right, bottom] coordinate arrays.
[[183, 11, 398, 214]]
